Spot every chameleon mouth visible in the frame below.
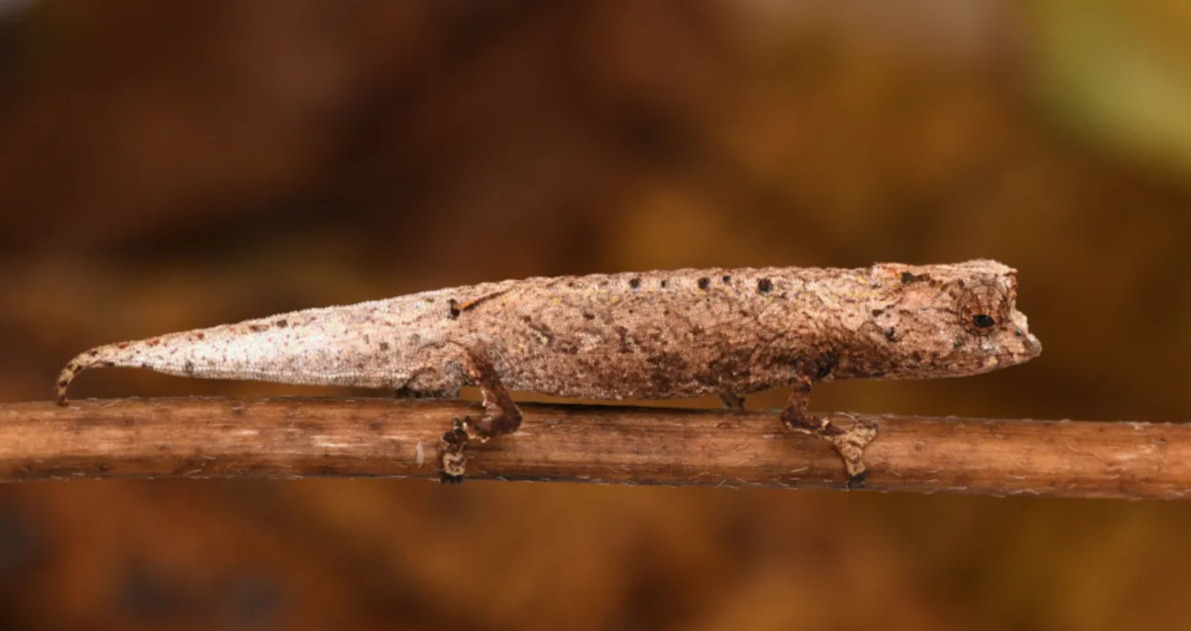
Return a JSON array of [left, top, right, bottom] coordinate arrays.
[[976, 325, 1040, 373], [1021, 331, 1042, 357], [1006, 310, 1041, 361], [1002, 327, 1041, 363]]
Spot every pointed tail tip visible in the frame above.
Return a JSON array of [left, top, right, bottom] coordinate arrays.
[[55, 365, 76, 405], [55, 353, 93, 405]]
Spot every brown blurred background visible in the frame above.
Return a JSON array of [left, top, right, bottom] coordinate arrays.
[[1, 1, 1191, 629]]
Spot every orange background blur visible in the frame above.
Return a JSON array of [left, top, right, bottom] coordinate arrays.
[[2, 1, 1191, 629]]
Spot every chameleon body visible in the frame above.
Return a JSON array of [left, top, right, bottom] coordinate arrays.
[[56, 260, 1041, 486]]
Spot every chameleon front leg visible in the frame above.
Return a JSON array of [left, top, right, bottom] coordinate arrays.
[[780, 374, 878, 489], [718, 393, 746, 412], [438, 353, 522, 483]]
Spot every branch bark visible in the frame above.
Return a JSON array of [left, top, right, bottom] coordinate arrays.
[[0, 398, 1185, 499]]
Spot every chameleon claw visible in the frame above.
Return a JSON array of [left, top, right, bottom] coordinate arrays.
[[438, 417, 470, 483], [784, 408, 877, 490], [828, 416, 877, 490]]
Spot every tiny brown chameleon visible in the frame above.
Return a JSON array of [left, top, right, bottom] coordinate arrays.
[[56, 260, 1041, 487]]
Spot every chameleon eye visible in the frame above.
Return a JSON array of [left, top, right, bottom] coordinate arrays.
[[957, 282, 1008, 335]]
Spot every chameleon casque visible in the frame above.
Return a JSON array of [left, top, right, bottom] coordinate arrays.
[[56, 260, 1041, 487]]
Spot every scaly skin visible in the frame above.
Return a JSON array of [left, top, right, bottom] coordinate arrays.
[[56, 260, 1042, 487]]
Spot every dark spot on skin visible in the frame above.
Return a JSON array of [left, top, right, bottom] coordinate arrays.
[[722, 275, 731, 283], [660, 279, 669, 288], [582, 312, 595, 320], [146, 339, 160, 347], [884, 328, 897, 342], [355, 362, 365, 370], [901, 272, 931, 284], [871, 308, 884, 317], [248, 324, 268, 333], [757, 278, 773, 294], [448, 299, 461, 319], [697, 277, 711, 290], [117, 343, 129, 350], [522, 316, 555, 344], [275, 319, 288, 328], [56, 379, 67, 387], [183, 361, 195, 376], [194, 332, 204, 340], [629, 277, 641, 289], [103, 361, 116, 367], [954, 339, 964, 349], [973, 314, 996, 329], [614, 326, 632, 353], [89, 349, 99, 356], [379, 342, 390, 351], [566, 281, 576, 288]]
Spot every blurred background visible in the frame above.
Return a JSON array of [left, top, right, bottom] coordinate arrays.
[[1, 0, 1190, 629]]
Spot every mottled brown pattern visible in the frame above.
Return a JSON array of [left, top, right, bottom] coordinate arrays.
[[55, 260, 1040, 483]]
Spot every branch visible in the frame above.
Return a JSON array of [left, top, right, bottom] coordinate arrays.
[[0, 398, 1185, 499]]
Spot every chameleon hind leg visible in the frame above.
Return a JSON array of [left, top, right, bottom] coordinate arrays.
[[438, 354, 522, 483], [780, 374, 877, 489]]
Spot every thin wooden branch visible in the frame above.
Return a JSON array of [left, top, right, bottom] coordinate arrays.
[[0, 398, 1186, 499]]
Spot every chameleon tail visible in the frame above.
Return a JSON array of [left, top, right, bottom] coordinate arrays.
[[56, 340, 151, 404], [55, 325, 243, 405], [54, 302, 406, 404]]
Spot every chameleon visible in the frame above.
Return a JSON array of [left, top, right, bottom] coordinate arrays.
[[55, 259, 1041, 487]]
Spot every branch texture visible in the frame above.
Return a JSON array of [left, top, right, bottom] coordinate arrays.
[[0, 398, 1186, 499]]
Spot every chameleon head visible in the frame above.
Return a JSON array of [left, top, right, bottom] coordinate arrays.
[[861, 260, 1041, 379]]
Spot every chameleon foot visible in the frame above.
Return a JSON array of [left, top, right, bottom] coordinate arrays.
[[818, 415, 878, 490], [438, 417, 470, 483], [781, 403, 878, 489]]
